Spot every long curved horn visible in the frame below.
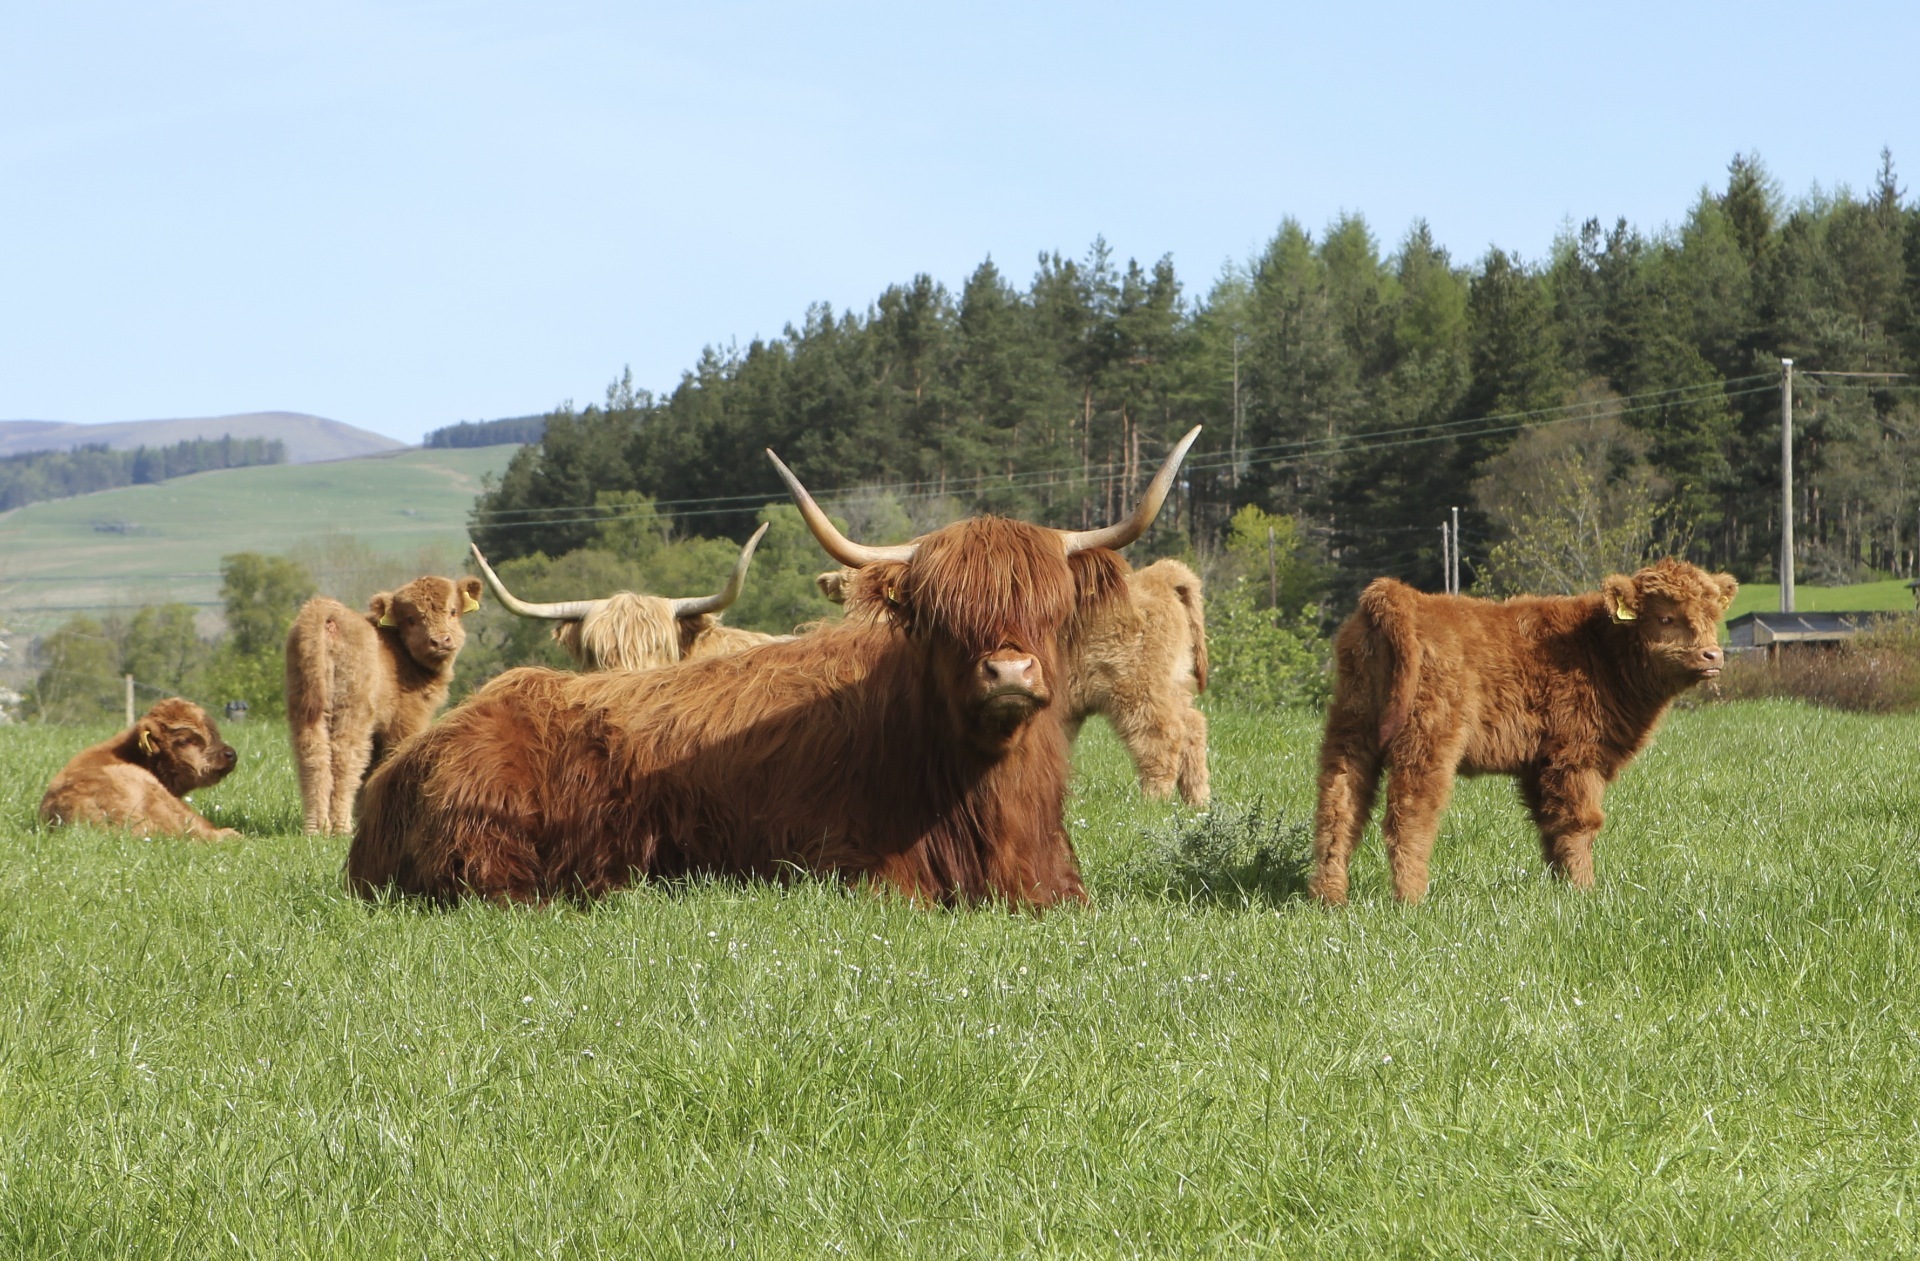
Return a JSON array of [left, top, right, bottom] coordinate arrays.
[[469, 543, 604, 621], [766, 450, 916, 568], [1056, 425, 1202, 554], [668, 522, 770, 617]]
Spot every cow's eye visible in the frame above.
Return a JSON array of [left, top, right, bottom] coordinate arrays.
[[1660, 615, 1673, 626]]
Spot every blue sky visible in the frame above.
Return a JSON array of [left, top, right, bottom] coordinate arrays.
[[5, 1, 1916, 445]]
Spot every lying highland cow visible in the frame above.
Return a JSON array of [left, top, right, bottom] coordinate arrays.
[[285, 574, 484, 835], [40, 698, 241, 839], [819, 556, 1211, 805], [469, 524, 776, 671], [1311, 559, 1737, 904], [345, 428, 1201, 906]]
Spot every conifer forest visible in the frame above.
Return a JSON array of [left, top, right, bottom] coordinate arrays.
[[471, 153, 1920, 603]]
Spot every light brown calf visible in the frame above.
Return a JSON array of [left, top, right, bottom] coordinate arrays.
[[285, 574, 484, 835], [40, 697, 240, 839], [819, 556, 1210, 806], [1310, 559, 1737, 904]]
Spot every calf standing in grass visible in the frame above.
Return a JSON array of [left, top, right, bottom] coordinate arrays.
[[1311, 559, 1738, 904], [285, 574, 484, 835], [818, 556, 1211, 807], [40, 697, 241, 839]]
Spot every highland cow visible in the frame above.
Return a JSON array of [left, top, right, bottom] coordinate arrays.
[[820, 556, 1211, 805], [40, 698, 241, 839], [1310, 559, 1738, 904], [285, 574, 484, 835], [470, 524, 779, 671], [345, 428, 1202, 906]]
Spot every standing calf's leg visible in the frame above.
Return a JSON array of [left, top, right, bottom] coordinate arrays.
[[291, 715, 335, 835], [1309, 721, 1382, 905], [327, 724, 375, 837], [1377, 745, 1461, 905], [1519, 764, 1607, 888], [1176, 707, 1210, 808]]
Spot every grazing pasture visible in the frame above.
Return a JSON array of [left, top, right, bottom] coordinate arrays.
[[1, 701, 1916, 1256]]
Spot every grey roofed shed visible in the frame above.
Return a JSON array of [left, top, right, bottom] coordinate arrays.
[[1725, 610, 1880, 650]]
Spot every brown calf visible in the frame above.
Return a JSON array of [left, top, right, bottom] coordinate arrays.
[[819, 556, 1210, 805], [1311, 559, 1737, 904], [40, 697, 240, 839], [284, 574, 484, 835]]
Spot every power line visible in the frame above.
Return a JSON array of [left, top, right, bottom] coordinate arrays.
[[468, 374, 1775, 523], [463, 379, 1781, 532]]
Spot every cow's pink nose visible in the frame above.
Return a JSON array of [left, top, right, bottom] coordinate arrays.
[[1700, 646, 1723, 666], [981, 655, 1038, 691]]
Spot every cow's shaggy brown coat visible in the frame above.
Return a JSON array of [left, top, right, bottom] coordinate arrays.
[[820, 556, 1211, 805], [40, 698, 240, 839], [348, 520, 1123, 906], [1311, 559, 1737, 904], [284, 574, 484, 835]]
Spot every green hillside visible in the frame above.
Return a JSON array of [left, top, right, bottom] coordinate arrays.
[[0, 446, 516, 635]]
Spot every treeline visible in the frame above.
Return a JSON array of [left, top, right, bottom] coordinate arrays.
[[425, 416, 548, 448], [471, 152, 1920, 600], [0, 436, 286, 512]]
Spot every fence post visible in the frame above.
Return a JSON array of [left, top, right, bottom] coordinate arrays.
[[125, 674, 135, 727]]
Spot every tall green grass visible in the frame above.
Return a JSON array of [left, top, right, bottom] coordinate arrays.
[[2, 702, 1916, 1257]]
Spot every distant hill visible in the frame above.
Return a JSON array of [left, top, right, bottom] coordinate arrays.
[[0, 446, 516, 641], [0, 412, 405, 465]]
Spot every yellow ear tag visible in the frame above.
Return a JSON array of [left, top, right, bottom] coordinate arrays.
[[1614, 605, 1637, 622], [462, 593, 480, 613], [378, 612, 395, 628], [138, 729, 155, 754]]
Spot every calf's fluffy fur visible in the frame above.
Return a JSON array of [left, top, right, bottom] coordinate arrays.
[[820, 557, 1211, 805], [1311, 559, 1737, 904], [284, 574, 483, 834], [40, 697, 240, 839]]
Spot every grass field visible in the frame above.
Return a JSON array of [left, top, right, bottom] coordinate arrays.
[[1724, 578, 1918, 622], [0, 446, 517, 635], [2, 700, 1916, 1256]]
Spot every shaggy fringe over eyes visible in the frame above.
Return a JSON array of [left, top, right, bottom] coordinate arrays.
[[899, 519, 1083, 658], [1631, 558, 1737, 615], [561, 593, 684, 671]]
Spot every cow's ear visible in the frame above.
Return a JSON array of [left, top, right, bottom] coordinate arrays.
[[1070, 548, 1129, 609], [133, 717, 162, 757], [457, 576, 483, 615], [815, 570, 848, 605], [1602, 574, 1640, 623], [1711, 572, 1739, 614], [368, 592, 394, 628], [863, 561, 910, 620]]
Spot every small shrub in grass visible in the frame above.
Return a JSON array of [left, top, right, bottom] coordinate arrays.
[[1715, 616, 1920, 713], [1205, 576, 1331, 710], [1120, 796, 1312, 906]]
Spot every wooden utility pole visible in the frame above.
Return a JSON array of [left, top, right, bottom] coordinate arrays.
[[1780, 358, 1795, 613], [124, 674, 135, 727], [1451, 505, 1461, 595], [1267, 525, 1277, 609], [1231, 334, 1243, 490]]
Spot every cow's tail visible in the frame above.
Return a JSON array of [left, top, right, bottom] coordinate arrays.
[[1355, 580, 1421, 748], [283, 611, 328, 732], [1172, 567, 1209, 693]]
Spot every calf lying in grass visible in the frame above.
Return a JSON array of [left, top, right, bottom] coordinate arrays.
[[39, 698, 241, 840], [1311, 559, 1737, 904]]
